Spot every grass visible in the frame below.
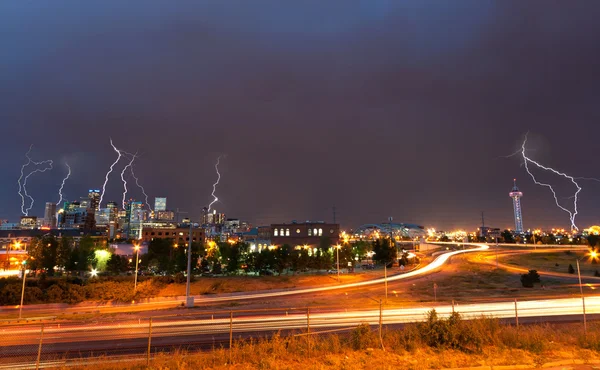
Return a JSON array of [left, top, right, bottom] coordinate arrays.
[[54, 315, 600, 370], [502, 250, 600, 277], [156, 270, 396, 297]]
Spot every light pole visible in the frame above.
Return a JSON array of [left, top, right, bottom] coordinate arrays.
[[18, 260, 27, 320], [576, 250, 598, 336], [185, 220, 194, 308], [335, 244, 341, 282], [133, 244, 140, 292]]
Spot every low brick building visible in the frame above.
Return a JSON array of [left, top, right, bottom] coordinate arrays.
[[270, 221, 340, 248], [141, 227, 204, 245]]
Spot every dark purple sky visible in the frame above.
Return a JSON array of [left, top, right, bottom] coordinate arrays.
[[1, 1, 600, 231]]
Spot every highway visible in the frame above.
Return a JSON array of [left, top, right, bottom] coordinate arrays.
[[1, 243, 489, 318], [0, 294, 598, 369]]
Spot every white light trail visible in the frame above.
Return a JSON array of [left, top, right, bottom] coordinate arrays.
[[130, 164, 152, 211], [121, 152, 137, 209], [208, 156, 222, 212], [99, 138, 123, 209], [520, 133, 582, 231], [56, 162, 71, 206]]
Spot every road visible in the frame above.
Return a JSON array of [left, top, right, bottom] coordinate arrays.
[[1, 294, 598, 369], [1, 243, 489, 319]]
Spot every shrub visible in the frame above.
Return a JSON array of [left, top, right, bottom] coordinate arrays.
[[174, 272, 186, 284], [349, 323, 378, 350], [45, 285, 64, 303], [66, 285, 86, 304], [0, 284, 21, 305], [24, 287, 43, 304]]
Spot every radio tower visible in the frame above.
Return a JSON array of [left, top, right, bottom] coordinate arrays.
[[509, 179, 524, 233]]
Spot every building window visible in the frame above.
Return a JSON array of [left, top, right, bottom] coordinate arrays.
[[158, 232, 163, 236], [313, 228, 317, 236], [280, 228, 284, 236], [286, 229, 290, 236], [308, 229, 312, 236], [330, 229, 334, 233], [296, 229, 301, 234], [179, 232, 184, 236], [318, 228, 323, 236], [274, 229, 278, 236]]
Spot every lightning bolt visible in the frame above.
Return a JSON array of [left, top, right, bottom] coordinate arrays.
[[520, 133, 582, 231], [56, 162, 72, 206], [17, 145, 54, 216], [99, 138, 123, 209], [121, 152, 138, 209], [17, 145, 34, 215], [130, 163, 152, 211], [208, 156, 222, 212]]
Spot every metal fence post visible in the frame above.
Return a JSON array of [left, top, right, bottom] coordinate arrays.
[[229, 311, 233, 363], [379, 299, 385, 351], [229, 311, 233, 348], [35, 324, 44, 370], [147, 317, 152, 366], [514, 298, 519, 329]]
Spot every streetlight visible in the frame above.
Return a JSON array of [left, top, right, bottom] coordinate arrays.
[[18, 260, 27, 320], [335, 244, 341, 282], [185, 220, 194, 308], [576, 250, 598, 335], [133, 244, 140, 291]]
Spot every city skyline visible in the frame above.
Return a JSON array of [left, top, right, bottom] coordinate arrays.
[[2, 2, 600, 229]]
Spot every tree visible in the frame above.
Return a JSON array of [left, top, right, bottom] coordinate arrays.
[[147, 238, 174, 273], [501, 230, 514, 243], [106, 254, 129, 274], [520, 270, 540, 288], [56, 236, 74, 270], [568, 264, 575, 274], [66, 236, 97, 276], [372, 239, 397, 266], [274, 244, 292, 274]]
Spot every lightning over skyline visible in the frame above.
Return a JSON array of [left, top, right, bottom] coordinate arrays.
[[519, 133, 582, 231], [17, 145, 54, 216], [121, 152, 138, 209], [56, 162, 71, 206], [130, 163, 152, 211], [99, 138, 124, 209], [22, 159, 54, 216], [17, 145, 34, 215], [208, 156, 222, 212]]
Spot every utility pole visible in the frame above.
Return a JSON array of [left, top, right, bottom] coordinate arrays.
[[186, 219, 194, 308]]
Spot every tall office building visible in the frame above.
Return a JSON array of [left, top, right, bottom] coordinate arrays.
[[88, 189, 101, 211], [509, 179, 524, 233], [106, 201, 119, 223], [43, 202, 57, 228], [154, 197, 167, 212]]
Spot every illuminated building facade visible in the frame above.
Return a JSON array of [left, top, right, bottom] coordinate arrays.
[[88, 189, 101, 211], [19, 216, 37, 229], [509, 179, 524, 233], [270, 221, 340, 248], [154, 197, 167, 212], [43, 202, 57, 228], [141, 227, 204, 244]]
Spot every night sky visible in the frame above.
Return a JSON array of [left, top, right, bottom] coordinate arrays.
[[1, 1, 600, 231]]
